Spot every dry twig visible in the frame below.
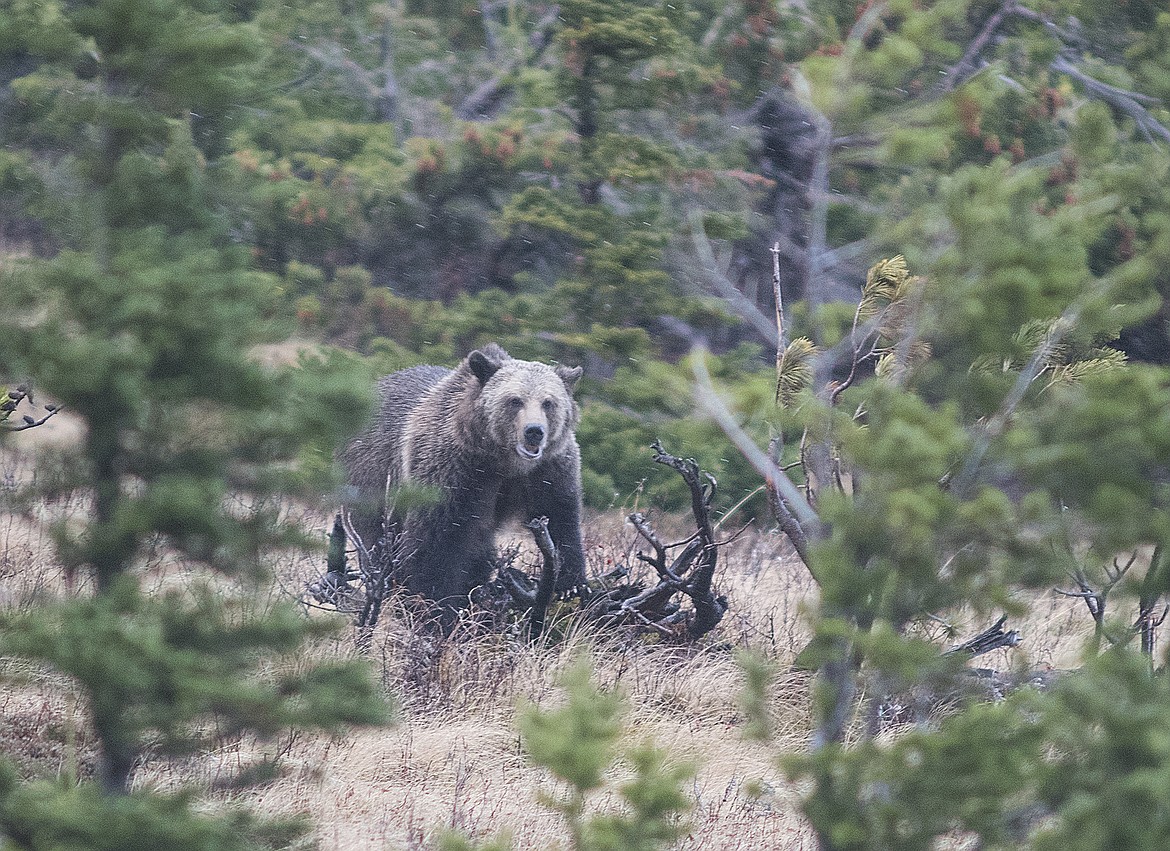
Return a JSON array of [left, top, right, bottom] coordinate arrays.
[[524, 516, 560, 640]]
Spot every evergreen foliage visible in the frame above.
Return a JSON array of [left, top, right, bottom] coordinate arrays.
[[0, 0, 390, 843], [0, 760, 308, 851], [761, 249, 1168, 847], [445, 661, 692, 851], [3, 0, 1170, 847]]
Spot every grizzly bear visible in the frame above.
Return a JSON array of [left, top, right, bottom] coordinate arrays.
[[340, 343, 587, 605]]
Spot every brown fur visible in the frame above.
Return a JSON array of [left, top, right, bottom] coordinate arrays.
[[340, 344, 587, 604]]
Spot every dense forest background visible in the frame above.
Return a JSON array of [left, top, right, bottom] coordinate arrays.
[[5, 0, 1167, 514], [4, 1, 1170, 848]]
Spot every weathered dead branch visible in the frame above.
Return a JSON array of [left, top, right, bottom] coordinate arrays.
[[1052, 549, 1170, 657], [455, 6, 560, 121], [524, 516, 560, 640], [305, 508, 400, 648], [1049, 55, 1170, 146], [574, 441, 728, 640], [936, 2, 1170, 144], [307, 441, 731, 644], [945, 615, 1021, 658], [937, 0, 1022, 93]]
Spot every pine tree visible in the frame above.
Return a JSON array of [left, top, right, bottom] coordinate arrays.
[[444, 660, 693, 851], [765, 210, 1169, 848], [0, 0, 389, 844]]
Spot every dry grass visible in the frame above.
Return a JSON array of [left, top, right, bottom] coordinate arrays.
[[220, 513, 822, 850], [0, 434, 1117, 850]]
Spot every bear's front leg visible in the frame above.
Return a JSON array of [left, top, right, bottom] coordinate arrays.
[[402, 477, 501, 606], [523, 452, 588, 592]]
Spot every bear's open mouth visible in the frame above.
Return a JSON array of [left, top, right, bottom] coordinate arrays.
[[516, 443, 543, 460]]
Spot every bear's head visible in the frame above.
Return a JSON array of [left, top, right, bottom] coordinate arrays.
[[466, 345, 582, 472]]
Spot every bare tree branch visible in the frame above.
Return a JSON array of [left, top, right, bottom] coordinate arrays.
[[952, 305, 1081, 497], [525, 516, 560, 640], [938, 0, 1020, 93], [770, 241, 788, 353], [691, 346, 821, 536], [1055, 556, 1137, 648], [688, 208, 780, 347], [455, 5, 561, 121], [1050, 55, 1170, 146], [629, 512, 700, 585]]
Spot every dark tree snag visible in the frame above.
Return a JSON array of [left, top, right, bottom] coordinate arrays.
[[525, 516, 560, 640], [1138, 545, 1169, 659], [304, 507, 398, 648], [945, 615, 1022, 658], [648, 440, 727, 639], [326, 514, 348, 578], [547, 443, 731, 640], [754, 90, 817, 304], [305, 514, 358, 608]]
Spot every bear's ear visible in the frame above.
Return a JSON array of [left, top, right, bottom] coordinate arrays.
[[468, 349, 502, 385], [556, 364, 583, 393]]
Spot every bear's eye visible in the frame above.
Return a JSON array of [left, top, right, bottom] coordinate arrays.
[[542, 399, 555, 413], [508, 396, 524, 409]]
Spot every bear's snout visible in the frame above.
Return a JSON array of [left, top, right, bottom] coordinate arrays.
[[515, 421, 547, 461]]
